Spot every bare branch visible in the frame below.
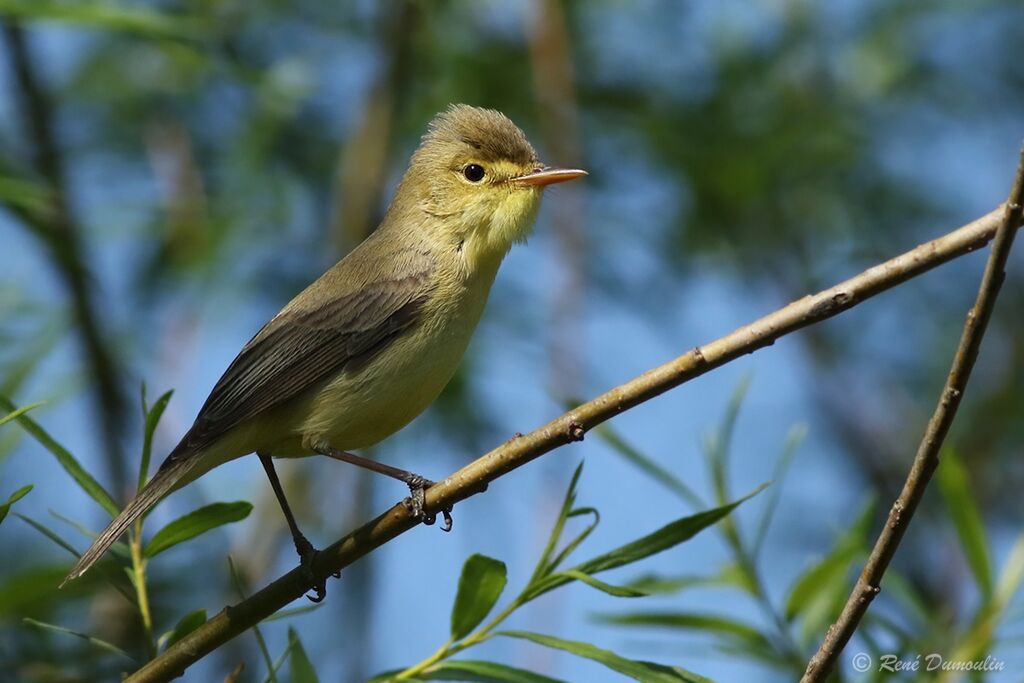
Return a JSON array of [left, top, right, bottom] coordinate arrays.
[[801, 148, 1024, 682], [123, 203, 1018, 682]]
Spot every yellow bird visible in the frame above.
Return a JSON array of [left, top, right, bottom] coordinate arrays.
[[62, 104, 586, 600]]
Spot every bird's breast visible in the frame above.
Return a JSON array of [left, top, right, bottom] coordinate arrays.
[[298, 261, 498, 450]]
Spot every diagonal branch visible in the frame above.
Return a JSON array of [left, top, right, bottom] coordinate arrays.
[[800, 150, 1024, 682], [125, 204, 1019, 683]]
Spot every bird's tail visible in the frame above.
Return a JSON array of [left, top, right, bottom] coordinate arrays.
[[60, 455, 196, 587]]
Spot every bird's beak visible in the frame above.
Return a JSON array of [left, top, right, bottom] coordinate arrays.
[[510, 166, 588, 187]]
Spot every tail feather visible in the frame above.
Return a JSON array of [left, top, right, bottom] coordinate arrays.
[[60, 456, 195, 587]]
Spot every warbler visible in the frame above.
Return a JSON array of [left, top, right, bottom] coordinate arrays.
[[62, 104, 586, 600]]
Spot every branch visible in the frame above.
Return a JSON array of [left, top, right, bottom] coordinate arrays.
[[800, 151, 1024, 682], [2, 20, 129, 494], [126, 204, 1018, 682]]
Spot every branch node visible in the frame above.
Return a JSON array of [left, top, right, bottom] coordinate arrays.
[[692, 346, 707, 365]]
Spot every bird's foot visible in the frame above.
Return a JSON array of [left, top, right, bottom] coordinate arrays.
[[293, 535, 340, 603], [402, 475, 453, 532]]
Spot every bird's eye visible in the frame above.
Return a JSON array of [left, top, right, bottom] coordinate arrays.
[[463, 164, 486, 183]]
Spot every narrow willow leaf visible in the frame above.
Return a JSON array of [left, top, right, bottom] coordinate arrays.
[[595, 424, 704, 508], [450, 554, 507, 639], [937, 447, 992, 601], [16, 513, 80, 557], [0, 0, 205, 40], [260, 640, 296, 683], [784, 497, 873, 642], [365, 671, 421, 683], [138, 387, 173, 493], [545, 507, 600, 575], [552, 569, 648, 598], [497, 631, 711, 683], [262, 603, 323, 623], [0, 175, 51, 213], [47, 510, 131, 563], [228, 557, 277, 683], [626, 573, 718, 595], [17, 514, 134, 602], [162, 609, 206, 651], [707, 375, 752, 507], [596, 611, 769, 646], [0, 395, 119, 517], [0, 565, 68, 615], [995, 534, 1024, 607], [751, 423, 805, 560], [0, 401, 43, 428], [523, 485, 766, 603], [24, 617, 136, 661], [0, 484, 31, 524], [288, 627, 319, 683], [144, 501, 253, 558], [529, 461, 584, 584], [423, 659, 566, 682]]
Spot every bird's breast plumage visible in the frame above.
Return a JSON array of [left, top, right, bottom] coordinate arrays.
[[294, 250, 500, 451]]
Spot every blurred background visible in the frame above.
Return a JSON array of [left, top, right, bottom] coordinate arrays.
[[1, 1, 1023, 681]]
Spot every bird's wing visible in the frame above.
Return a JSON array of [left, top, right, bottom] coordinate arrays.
[[170, 259, 434, 456]]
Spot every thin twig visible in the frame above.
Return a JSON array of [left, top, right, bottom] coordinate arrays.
[[125, 204, 1018, 683], [800, 147, 1024, 682]]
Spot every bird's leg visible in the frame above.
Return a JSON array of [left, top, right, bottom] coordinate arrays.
[[258, 452, 339, 602], [313, 444, 453, 532]]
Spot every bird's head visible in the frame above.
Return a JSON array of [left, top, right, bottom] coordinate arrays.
[[396, 104, 586, 272]]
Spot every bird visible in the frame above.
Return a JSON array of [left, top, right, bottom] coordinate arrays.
[[61, 104, 586, 600]]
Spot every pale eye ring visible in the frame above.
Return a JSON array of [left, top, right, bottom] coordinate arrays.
[[463, 163, 486, 182]]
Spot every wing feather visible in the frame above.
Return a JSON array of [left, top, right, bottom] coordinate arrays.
[[172, 260, 433, 455]]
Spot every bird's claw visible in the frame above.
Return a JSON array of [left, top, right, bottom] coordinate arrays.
[[403, 476, 454, 532], [294, 536, 336, 603]]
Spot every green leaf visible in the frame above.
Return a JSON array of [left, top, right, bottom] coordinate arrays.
[[144, 501, 253, 558], [228, 557, 277, 683], [529, 461, 584, 584], [262, 603, 323, 623], [138, 387, 173, 493], [706, 375, 752, 507], [0, 395, 119, 517], [450, 554, 507, 639], [784, 498, 873, 643], [497, 631, 711, 683], [751, 423, 805, 559], [596, 611, 769, 647], [523, 485, 766, 603], [0, 484, 31, 524], [550, 569, 649, 598], [423, 659, 565, 682], [937, 447, 992, 601], [0, 0, 206, 40], [0, 175, 51, 213], [0, 565, 68, 616], [595, 424, 705, 508], [995, 534, 1024, 608], [24, 617, 136, 661], [16, 514, 134, 602], [0, 401, 43, 428], [16, 513, 80, 557], [544, 507, 600, 578], [625, 573, 719, 595], [288, 627, 319, 683], [158, 609, 206, 651]]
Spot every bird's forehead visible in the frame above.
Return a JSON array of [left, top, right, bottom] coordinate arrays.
[[423, 105, 538, 167]]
